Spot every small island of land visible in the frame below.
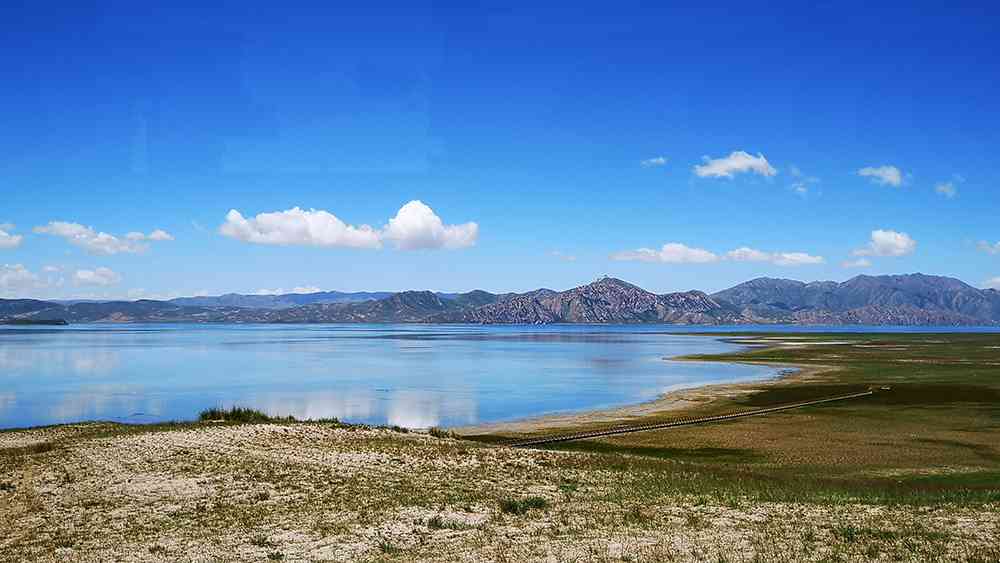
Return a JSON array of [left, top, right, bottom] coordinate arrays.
[[2, 332, 998, 562]]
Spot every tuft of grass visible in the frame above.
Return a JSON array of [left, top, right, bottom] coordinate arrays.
[[376, 536, 400, 555], [198, 406, 293, 423], [428, 427, 458, 439], [250, 535, 277, 548], [426, 514, 476, 530], [266, 551, 284, 561], [498, 496, 548, 515]]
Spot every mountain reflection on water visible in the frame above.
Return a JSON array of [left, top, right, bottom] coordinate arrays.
[[1, 323, 794, 429]]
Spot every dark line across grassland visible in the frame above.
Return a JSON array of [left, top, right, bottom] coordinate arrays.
[[469, 331, 1000, 506], [507, 390, 876, 447]]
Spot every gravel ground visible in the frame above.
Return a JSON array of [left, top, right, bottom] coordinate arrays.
[[2, 422, 998, 562]]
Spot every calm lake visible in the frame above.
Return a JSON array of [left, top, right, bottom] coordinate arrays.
[[2, 323, 995, 430]]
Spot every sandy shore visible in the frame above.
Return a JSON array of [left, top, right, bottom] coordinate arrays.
[[455, 336, 840, 436]]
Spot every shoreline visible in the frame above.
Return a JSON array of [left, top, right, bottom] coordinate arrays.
[[455, 336, 841, 436]]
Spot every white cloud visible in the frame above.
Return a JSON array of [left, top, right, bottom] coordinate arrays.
[[149, 229, 174, 241], [125, 288, 207, 301], [858, 165, 903, 187], [550, 250, 577, 262], [640, 156, 667, 168], [935, 182, 957, 198], [612, 243, 823, 266], [611, 243, 720, 264], [841, 258, 872, 268], [73, 267, 122, 287], [33, 222, 172, 255], [852, 229, 916, 257], [127, 229, 175, 241], [0, 225, 22, 249], [725, 247, 825, 266], [984, 277, 1000, 290], [220, 201, 478, 252], [694, 151, 777, 179], [252, 286, 322, 295], [381, 200, 479, 250], [789, 165, 820, 196], [0, 264, 42, 295], [978, 241, 1000, 255], [220, 207, 382, 249], [42, 265, 62, 273]]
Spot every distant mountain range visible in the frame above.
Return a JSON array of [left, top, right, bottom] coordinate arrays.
[[2, 274, 999, 325]]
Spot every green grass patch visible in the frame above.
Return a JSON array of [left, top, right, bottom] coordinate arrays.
[[498, 496, 548, 515], [198, 406, 291, 423]]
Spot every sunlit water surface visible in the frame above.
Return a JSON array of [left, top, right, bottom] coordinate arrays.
[[2, 323, 994, 429]]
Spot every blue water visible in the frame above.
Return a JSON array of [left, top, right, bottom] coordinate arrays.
[[1, 323, 996, 430]]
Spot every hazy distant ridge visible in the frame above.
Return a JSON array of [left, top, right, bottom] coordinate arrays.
[[3, 274, 999, 325]]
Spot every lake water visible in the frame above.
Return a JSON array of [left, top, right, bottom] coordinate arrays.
[[2, 323, 996, 430]]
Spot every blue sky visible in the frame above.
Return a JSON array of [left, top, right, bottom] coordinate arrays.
[[2, 1, 999, 299]]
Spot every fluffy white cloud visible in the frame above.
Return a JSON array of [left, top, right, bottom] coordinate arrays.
[[73, 267, 122, 286], [0, 225, 22, 249], [219, 207, 382, 249], [726, 247, 824, 266], [252, 286, 322, 295], [858, 165, 903, 187], [853, 229, 916, 257], [694, 151, 776, 179], [611, 243, 720, 264], [381, 200, 479, 250], [220, 201, 478, 252], [842, 258, 872, 268], [0, 264, 41, 294], [935, 182, 957, 198], [33, 222, 172, 255], [640, 156, 667, 168], [978, 241, 1000, 255], [984, 277, 1000, 290]]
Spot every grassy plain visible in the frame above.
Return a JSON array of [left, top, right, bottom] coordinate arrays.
[[1, 332, 998, 561]]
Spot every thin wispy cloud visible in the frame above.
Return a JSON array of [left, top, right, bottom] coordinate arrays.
[[550, 250, 577, 262], [33, 222, 174, 255], [126, 229, 174, 241], [220, 200, 478, 251], [852, 229, 916, 257], [725, 247, 825, 266], [612, 244, 823, 266], [0, 224, 22, 249], [640, 156, 668, 168], [694, 151, 776, 179], [978, 241, 1000, 255], [935, 182, 957, 198], [252, 286, 322, 295], [857, 165, 903, 187], [841, 258, 872, 269], [0, 264, 41, 296], [612, 243, 719, 264], [788, 165, 820, 196], [934, 174, 964, 198], [73, 267, 122, 287], [985, 277, 1000, 290]]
